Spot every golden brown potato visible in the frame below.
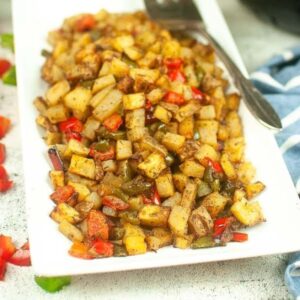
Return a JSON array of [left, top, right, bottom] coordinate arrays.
[[168, 205, 190, 237], [201, 192, 228, 219], [188, 206, 213, 237], [138, 205, 170, 227]]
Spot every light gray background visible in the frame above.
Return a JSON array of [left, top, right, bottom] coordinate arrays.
[[0, 0, 299, 299]]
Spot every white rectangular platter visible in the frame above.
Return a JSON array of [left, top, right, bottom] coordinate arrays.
[[12, 0, 300, 276]]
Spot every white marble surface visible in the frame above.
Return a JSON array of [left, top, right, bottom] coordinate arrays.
[[0, 0, 299, 299]]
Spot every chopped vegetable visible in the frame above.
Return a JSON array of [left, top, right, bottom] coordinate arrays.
[[0, 33, 14, 51], [68, 241, 92, 259], [0, 235, 16, 260], [89, 239, 114, 257], [0, 258, 7, 281], [34, 276, 71, 293], [102, 195, 129, 211], [191, 236, 216, 249], [2, 66, 17, 86], [163, 91, 185, 105], [0, 143, 5, 164], [7, 245, 31, 267], [0, 116, 11, 139], [103, 113, 123, 132], [232, 232, 248, 242], [87, 210, 109, 240], [168, 69, 186, 83], [0, 59, 11, 78], [50, 186, 75, 204], [75, 14, 96, 32]]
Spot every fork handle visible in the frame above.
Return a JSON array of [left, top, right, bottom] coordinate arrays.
[[158, 20, 282, 130]]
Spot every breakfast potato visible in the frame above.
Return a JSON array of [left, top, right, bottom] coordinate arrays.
[[168, 205, 190, 237], [220, 153, 237, 180], [146, 228, 173, 251], [125, 108, 145, 129], [46, 79, 70, 106], [188, 206, 213, 237], [155, 173, 175, 198], [245, 181, 265, 199], [162, 192, 182, 207], [161, 132, 185, 152], [123, 223, 147, 255], [179, 160, 205, 178], [173, 173, 189, 193], [49, 170, 65, 189], [123, 93, 145, 110], [68, 181, 90, 201], [195, 144, 220, 165], [64, 86, 92, 113], [138, 153, 166, 179], [197, 120, 219, 148], [138, 205, 170, 227], [46, 104, 69, 124], [69, 155, 96, 180], [201, 192, 228, 219], [116, 140, 133, 160], [92, 74, 116, 94], [174, 235, 194, 249], [59, 220, 84, 242], [178, 116, 194, 139], [181, 181, 197, 210]]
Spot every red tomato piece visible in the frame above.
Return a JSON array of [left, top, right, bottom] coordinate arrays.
[[0, 59, 11, 78], [168, 69, 186, 83], [164, 58, 183, 69], [87, 210, 109, 240], [0, 235, 16, 260], [50, 185, 75, 204], [232, 232, 248, 242], [90, 239, 113, 257], [0, 143, 5, 164], [102, 196, 129, 211], [21, 241, 30, 250], [0, 257, 7, 281], [75, 15, 96, 32], [0, 179, 13, 192], [163, 91, 185, 106], [7, 249, 31, 266], [103, 114, 123, 132], [68, 241, 92, 260], [59, 117, 83, 133], [0, 165, 8, 180], [0, 116, 11, 139]]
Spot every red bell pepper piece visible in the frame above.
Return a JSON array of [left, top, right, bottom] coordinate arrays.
[[213, 217, 234, 238], [102, 195, 129, 211], [50, 185, 75, 204], [204, 157, 223, 173], [163, 91, 185, 106], [75, 15, 96, 32], [0, 59, 11, 78], [0, 257, 7, 281], [191, 86, 206, 102], [0, 165, 8, 180], [87, 210, 109, 240], [0, 179, 13, 192], [90, 146, 115, 161], [68, 241, 92, 260], [145, 99, 152, 110], [65, 130, 82, 141], [143, 186, 161, 205], [164, 58, 183, 69], [168, 69, 186, 83], [7, 248, 31, 266], [103, 114, 123, 132], [0, 235, 16, 260], [0, 143, 5, 164], [0, 116, 11, 139], [48, 147, 64, 171], [232, 232, 248, 242], [59, 117, 83, 133], [90, 239, 113, 257]]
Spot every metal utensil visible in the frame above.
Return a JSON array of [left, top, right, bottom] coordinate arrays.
[[144, 0, 282, 130]]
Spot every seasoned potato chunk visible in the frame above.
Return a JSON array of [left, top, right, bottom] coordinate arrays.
[[162, 192, 182, 207], [146, 228, 173, 251], [90, 84, 115, 108], [174, 235, 193, 249], [64, 87, 92, 113], [112, 35, 134, 52], [245, 181, 265, 199], [231, 198, 264, 226], [92, 74, 116, 94], [198, 105, 216, 120], [59, 220, 83, 242], [188, 206, 213, 237], [138, 205, 170, 227], [175, 101, 201, 122], [161, 132, 185, 152], [220, 153, 237, 180], [64, 139, 90, 158], [110, 58, 129, 77], [125, 108, 145, 129], [127, 127, 148, 142], [138, 153, 166, 179], [49, 170, 65, 189], [197, 120, 219, 148], [46, 80, 70, 106], [123, 223, 147, 255], [226, 111, 242, 138], [237, 161, 256, 184], [46, 104, 68, 124], [123, 93, 145, 110], [69, 155, 96, 180], [68, 181, 90, 201], [51, 203, 81, 224], [201, 192, 228, 218], [155, 173, 175, 198], [153, 105, 172, 124], [173, 173, 188, 192], [195, 144, 220, 165], [181, 181, 197, 209], [224, 137, 245, 163], [179, 160, 205, 178], [168, 205, 190, 237], [178, 116, 194, 139], [116, 140, 132, 160]]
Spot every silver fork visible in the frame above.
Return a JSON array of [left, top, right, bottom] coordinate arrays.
[[144, 0, 282, 130]]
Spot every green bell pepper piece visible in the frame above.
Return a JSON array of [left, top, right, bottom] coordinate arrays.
[[2, 66, 17, 86], [34, 276, 71, 293], [0, 33, 14, 52], [191, 236, 216, 249]]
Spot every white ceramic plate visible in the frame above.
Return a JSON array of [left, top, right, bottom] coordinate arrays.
[[12, 0, 300, 276]]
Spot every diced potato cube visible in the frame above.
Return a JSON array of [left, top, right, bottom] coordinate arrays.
[[218, 125, 229, 141], [101, 160, 117, 172], [138, 153, 166, 179], [237, 161, 256, 184], [64, 139, 90, 158], [162, 39, 181, 58], [168, 205, 190, 237], [175, 101, 201, 122], [124, 46, 143, 61], [64, 87, 92, 113], [46, 80, 70, 106], [116, 140, 132, 160], [129, 68, 160, 84], [179, 160, 205, 178], [153, 105, 172, 124], [69, 155, 96, 179], [46, 104, 68, 124], [220, 153, 237, 180], [110, 58, 129, 77], [173, 173, 189, 192], [188, 206, 213, 237], [195, 144, 220, 165], [155, 173, 175, 198], [245, 181, 265, 199], [93, 89, 123, 121], [85, 191, 102, 209], [201, 192, 228, 218], [125, 108, 145, 129], [51, 203, 81, 224], [34, 97, 48, 116], [82, 117, 100, 140], [199, 105, 216, 120], [58, 220, 83, 242], [44, 131, 62, 145], [128, 196, 144, 211], [98, 61, 111, 76], [226, 111, 242, 138], [224, 137, 245, 163], [226, 93, 240, 111], [123, 93, 145, 110], [166, 122, 178, 134], [162, 192, 182, 207], [90, 84, 115, 108], [233, 189, 246, 203], [127, 127, 148, 142], [123, 223, 147, 255], [68, 181, 90, 201], [161, 133, 185, 152], [147, 88, 165, 104], [92, 74, 116, 94], [181, 181, 197, 209], [178, 116, 194, 139], [112, 35, 134, 52], [174, 235, 193, 249], [211, 86, 226, 120], [231, 198, 264, 226], [138, 205, 170, 227], [197, 120, 219, 148], [140, 135, 168, 156], [49, 170, 64, 189], [146, 228, 173, 250]]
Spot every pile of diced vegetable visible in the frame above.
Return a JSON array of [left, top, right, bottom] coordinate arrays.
[[34, 10, 266, 259]]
